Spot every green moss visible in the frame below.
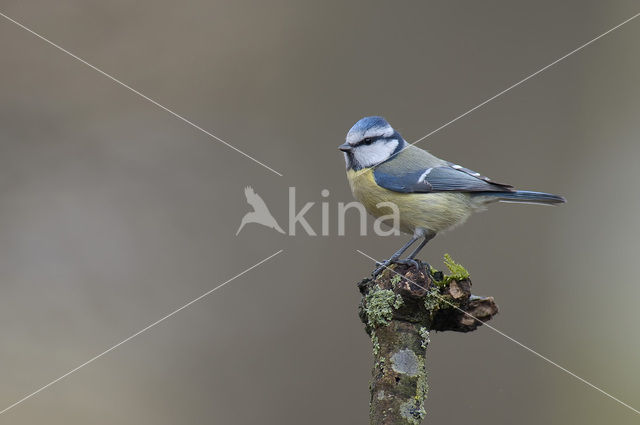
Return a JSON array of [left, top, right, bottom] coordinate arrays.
[[390, 274, 402, 286], [443, 253, 470, 280], [430, 253, 470, 287], [364, 287, 404, 328]]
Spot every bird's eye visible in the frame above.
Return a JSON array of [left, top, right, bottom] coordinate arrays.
[[363, 138, 373, 145]]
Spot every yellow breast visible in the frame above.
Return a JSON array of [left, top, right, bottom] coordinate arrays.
[[346, 168, 474, 234]]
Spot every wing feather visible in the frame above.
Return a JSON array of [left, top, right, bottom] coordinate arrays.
[[373, 166, 513, 194]]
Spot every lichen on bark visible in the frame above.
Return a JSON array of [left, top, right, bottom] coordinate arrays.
[[364, 286, 404, 328]]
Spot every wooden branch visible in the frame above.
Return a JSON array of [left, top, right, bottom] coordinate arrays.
[[358, 259, 499, 425]]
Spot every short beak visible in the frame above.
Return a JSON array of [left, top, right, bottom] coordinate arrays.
[[338, 143, 352, 152]]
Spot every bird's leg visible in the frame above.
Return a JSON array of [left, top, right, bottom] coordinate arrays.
[[372, 236, 420, 277], [407, 232, 435, 259], [395, 232, 436, 276]]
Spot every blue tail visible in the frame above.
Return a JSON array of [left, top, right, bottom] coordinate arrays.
[[475, 190, 566, 205]]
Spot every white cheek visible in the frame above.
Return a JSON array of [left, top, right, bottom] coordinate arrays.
[[354, 140, 398, 168], [343, 152, 350, 167]]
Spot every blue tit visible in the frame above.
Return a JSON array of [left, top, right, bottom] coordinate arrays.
[[338, 116, 566, 275]]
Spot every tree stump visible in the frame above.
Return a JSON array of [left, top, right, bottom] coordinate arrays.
[[358, 256, 499, 425]]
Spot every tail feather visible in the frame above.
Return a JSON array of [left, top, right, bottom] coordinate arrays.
[[475, 190, 566, 205]]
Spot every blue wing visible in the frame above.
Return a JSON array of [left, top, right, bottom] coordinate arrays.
[[373, 165, 514, 193]]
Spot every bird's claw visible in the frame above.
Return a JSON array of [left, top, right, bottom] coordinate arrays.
[[372, 259, 394, 277], [372, 258, 430, 278], [393, 258, 422, 271]]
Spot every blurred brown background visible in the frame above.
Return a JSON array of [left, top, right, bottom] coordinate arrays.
[[0, 1, 639, 423]]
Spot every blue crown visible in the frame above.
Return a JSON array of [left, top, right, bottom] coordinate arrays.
[[349, 116, 390, 134]]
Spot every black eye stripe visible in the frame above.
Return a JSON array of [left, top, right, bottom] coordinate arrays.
[[355, 137, 376, 147]]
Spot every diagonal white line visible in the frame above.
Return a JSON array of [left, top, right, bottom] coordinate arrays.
[[0, 249, 283, 416], [0, 11, 283, 177], [409, 10, 640, 146], [356, 249, 640, 416], [375, 11, 640, 166]]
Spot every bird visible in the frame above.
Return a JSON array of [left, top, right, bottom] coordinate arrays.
[[339, 116, 565, 276], [236, 186, 285, 235]]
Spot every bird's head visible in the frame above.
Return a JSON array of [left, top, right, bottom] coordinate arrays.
[[338, 116, 406, 170]]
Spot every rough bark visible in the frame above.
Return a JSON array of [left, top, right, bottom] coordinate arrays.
[[358, 259, 499, 425]]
